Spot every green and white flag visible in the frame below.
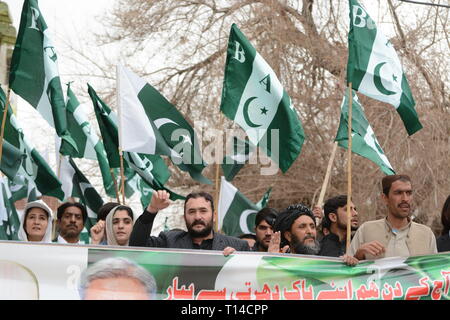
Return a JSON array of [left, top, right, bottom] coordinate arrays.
[[335, 89, 395, 175], [65, 83, 115, 197], [59, 156, 104, 237], [0, 177, 21, 240], [9, 0, 78, 155], [0, 87, 64, 200], [126, 174, 154, 211], [117, 65, 210, 185], [89, 84, 184, 201], [220, 24, 305, 173], [256, 187, 272, 209], [347, 0, 422, 136], [0, 140, 24, 181], [218, 177, 271, 237], [221, 137, 255, 182]]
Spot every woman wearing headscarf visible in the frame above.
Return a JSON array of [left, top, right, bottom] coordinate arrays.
[[90, 205, 134, 246], [18, 200, 53, 243]]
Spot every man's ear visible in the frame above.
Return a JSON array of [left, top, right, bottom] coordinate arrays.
[[283, 230, 292, 243], [381, 193, 388, 205], [329, 213, 337, 223]]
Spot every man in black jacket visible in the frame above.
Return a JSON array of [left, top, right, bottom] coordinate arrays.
[[129, 190, 250, 254], [319, 195, 359, 257]]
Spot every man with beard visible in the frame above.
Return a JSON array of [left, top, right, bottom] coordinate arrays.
[[319, 195, 359, 257], [251, 208, 278, 252], [349, 174, 437, 260], [55, 202, 88, 244], [129, 190, 250, 254], [271, 204, 358, 265]]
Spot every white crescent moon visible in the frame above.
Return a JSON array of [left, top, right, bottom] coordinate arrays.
[[239, 209, 257, 234], [154, 118, 179, 129]]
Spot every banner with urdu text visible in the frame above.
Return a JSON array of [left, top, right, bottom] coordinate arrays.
[[0, 241, 448, 300]]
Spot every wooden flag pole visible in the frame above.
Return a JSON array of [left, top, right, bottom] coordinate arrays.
[[316, 141, 338, 210], [346, 84, 354, 254], [116, 65, 126, 205], [109, 168, 121, 204], [214, 113, 225, 233], [213, 163, 221, 233], [0, 89, 12, 165], [119, 149, 126, 205], [54, 153, 64, 240]]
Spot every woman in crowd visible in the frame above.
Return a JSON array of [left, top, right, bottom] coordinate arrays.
[[18, 200, 53, 243], [437, 195, 450, 252], [90, 205, 134, 246]]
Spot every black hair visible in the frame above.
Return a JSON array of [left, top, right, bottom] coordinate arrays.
[[255, 207, 278, 228], [184, 192, 214, 214], [274, 204, 315, 247], [97, 202, 121, 221], [441, 195, 450, 235], [382, 174, 411, 196], [57, 202, 88, 223], [323, 195, 349, 227], [112, 205, 134, 220]]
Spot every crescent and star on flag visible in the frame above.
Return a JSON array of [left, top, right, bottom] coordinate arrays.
[[373, 41, 398, 96]]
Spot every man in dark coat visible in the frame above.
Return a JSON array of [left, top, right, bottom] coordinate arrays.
[[129, 190, 250, 254]]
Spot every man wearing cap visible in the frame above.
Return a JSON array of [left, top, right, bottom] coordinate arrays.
[[349, 174, 437, 260], [18, 200, 54, 243], [270, 203, 358, 266], [55, 202, 88, 244]]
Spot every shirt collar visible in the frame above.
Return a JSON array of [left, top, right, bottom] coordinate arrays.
[[384, 217, 411, 233], [58, 235, 81, 244]]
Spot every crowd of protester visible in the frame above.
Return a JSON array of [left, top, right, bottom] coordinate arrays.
[[17, 174, 450, 263]]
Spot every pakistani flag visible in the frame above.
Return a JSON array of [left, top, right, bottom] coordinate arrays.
[[65, 83, 115, 197], [0, 177, 21, 240], [222, 137, 255, 182], [59, 156, 104, 238], [220, 24, 305, 173], [126, 173, 154, 211], [335, 89, 395, 175], [0, 140, 24, 181], [256, 187, 272, 209], [347, 0, 422, 136], [117, 65, 210, 185], [9, 0, 78, 155], [89, 84, 184, 201], [0, 87, 64, 200], [218, 177, 271, 237]]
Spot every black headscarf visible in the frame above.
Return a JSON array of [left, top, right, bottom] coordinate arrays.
[[274, 204, 316, 247]]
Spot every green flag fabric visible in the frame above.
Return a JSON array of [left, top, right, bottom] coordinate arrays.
[[335, 89, 395, 175], [65, 83, 116, 197], [220, 24, 305, 173], [218, 177, 271, 237], [221, 137, 255, 182], [59, 156, 104, 237], [0, 177, 21, 240], [0, 88, 64, 201], [9, 0, 78, 155], [0, 140, 24, 181], [256, 187, 272, 209], [347, 0, 422, 136], [89, 84, 184, 201], [118, 65, 211, 185]]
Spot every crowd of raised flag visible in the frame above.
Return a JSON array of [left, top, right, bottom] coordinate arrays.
[[1, 0, 448, 269]]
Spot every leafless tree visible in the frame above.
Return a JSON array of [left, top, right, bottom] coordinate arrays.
[[63, 0, 449, 233]]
